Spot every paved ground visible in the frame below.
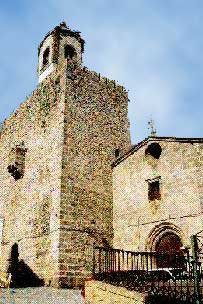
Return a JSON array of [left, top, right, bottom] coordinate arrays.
[[0, 288, 84, 304]]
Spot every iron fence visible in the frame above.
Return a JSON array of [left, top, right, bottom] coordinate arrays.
[[93, 246, 203, 303]]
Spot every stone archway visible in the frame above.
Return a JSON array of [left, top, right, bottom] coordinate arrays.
[[146, 222, 184, 268]]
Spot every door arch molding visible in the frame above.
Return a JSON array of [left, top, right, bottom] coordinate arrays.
[[146, 222, 184, 252]]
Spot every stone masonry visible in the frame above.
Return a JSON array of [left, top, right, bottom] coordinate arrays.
[[113, 137, 203, 254], [0, 22, 131, 287]]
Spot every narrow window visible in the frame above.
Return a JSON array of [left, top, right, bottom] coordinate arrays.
[[115, 148, 120, 158], [64, 45, 76, 60], [43, 47, 50, 66], [148, 180, 161, 201]]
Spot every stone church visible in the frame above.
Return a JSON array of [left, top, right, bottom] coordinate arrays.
[[113, 137, 203, 263], [0, 22, 202, 288]]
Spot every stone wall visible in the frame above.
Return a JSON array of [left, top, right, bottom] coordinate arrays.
[[113, 138, 203, 252], [0, 75, 65, 285], [0, 62, 131, 287], [85, 280, 145, 304], [58, 68, 131, 286]]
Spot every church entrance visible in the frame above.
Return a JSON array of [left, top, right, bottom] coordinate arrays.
[[155, 232, 183, 268]]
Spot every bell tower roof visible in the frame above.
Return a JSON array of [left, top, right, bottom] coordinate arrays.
[[37, 21, 85, 83], [38, 22, 85, 55]]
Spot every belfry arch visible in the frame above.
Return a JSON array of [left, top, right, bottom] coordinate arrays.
[[146, 223, 184, 268]]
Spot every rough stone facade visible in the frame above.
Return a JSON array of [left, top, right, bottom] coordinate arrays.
[[58, 67, 131, 287], [0, 22, 131, 287], [113, 137, 203, 255], [0, 76, 65, 286]]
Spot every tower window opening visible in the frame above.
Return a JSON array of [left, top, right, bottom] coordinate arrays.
[[42, 47, 50, 66], [64, 45, 76, 60], [148, 180, 161, 201], [115, 149, 120, 158]]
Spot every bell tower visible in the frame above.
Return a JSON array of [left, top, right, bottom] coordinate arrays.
[[38, 22, 85, 83]]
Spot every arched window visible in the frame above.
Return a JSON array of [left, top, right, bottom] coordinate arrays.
[[64, 45, 76, 60], [42, 47, 50, 66], [145, 142, 162, 159]]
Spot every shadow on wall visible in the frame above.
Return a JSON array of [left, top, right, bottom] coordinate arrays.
[[7, 243, 44, 288]]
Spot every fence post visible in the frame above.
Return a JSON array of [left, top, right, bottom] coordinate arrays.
[[118, 250, 121, 271], [191, 235, 200, 304], [98, 248, 102, 273], [92, 242, 96, 276]]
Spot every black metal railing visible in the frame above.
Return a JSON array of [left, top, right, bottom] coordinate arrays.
[[93, 247, 195, 274], [93, 246, 157, 273], [92, 247, 203, 303]]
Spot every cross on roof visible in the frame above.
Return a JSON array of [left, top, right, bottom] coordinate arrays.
[[148, 118, 157, 137]]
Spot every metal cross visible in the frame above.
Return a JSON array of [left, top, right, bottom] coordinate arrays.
[[148, 118, 157, 137]]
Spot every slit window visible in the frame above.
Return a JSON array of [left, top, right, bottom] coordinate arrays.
[[115, 149, 120, 158], [148, 180, 161, 201]]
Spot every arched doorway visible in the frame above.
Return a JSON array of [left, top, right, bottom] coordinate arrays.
[[155, 232, 183, 268]]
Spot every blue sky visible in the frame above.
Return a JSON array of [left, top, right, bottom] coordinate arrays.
[[0, 0, 202, 143]]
